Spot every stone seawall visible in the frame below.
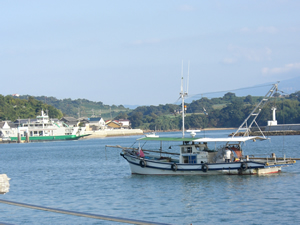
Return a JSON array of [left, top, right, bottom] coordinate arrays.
[[84, 129, 144, 138], [231, 130, 300, 136]]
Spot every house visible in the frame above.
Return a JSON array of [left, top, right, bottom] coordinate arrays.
[[84, 117, 106, 131], [116, 119, 130, 129], [105, 120, 122, 129], [60, 117, 79, 127]]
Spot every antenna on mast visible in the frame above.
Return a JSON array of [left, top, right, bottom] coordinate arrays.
[[181, 60, 184, 92], [180, 61, 189, 138], [187, 61, 190, 94]]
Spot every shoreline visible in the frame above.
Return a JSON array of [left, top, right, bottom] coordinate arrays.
[[83, 129, 144, 139], [231, 130, 300, 136], [84, 127, 237, 139], [143, 127, 237, 133]]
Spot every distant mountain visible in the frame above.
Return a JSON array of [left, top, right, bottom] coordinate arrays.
[[279, 76, 300, 94], [186, 76, 300, 102]]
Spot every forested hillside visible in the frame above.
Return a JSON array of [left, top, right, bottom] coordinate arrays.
[[126, 91, 300, 130], [0, 95, 63, 121], [3, 91, 299, 130], [16, 95, 131, 120]]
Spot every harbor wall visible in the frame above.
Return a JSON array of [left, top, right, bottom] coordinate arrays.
[[232, 130, 300, 136], [251, 124, 300, 132], [84, 129, 143, 138]]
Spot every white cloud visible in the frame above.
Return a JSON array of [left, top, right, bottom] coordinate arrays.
[[262, 62, 300, 75], [240, 26, 278, 34], [178, 5, 195, 11]]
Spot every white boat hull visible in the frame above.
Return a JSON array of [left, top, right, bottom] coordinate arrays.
[[121, 153, 290, 175]]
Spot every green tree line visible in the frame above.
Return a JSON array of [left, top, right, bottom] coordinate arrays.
[[16, 95, 131, 119], [0, 95, 63, 121], [126, 91, 300, 130], [3, 91, 299, 129]]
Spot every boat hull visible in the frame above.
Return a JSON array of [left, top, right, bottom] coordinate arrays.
[[9, 134, 89, 142], [121, 153, 291, 175]]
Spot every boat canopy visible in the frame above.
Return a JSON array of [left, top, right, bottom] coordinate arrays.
[[137, 137, 199, 142], [138, 136, 267, 143], [193, 136, 267, 143]]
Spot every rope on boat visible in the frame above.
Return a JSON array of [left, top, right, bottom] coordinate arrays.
[[0, 199, 171, 225]]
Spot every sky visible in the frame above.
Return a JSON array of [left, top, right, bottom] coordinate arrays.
[[1, 0, 300, 106]]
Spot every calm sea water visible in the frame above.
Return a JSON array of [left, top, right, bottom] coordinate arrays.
[[0, 130, 300, 225]]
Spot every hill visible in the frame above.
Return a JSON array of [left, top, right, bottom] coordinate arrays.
[[4, 89, 299, 131], [15, 95, 132, 120], [127, 91, 300, 130], [0, 95, 63, 121]]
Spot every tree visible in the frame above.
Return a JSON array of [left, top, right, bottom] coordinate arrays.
[[244, 95, 253, 104], [223, 92, 236, 101], [114, 112, 128, 120]]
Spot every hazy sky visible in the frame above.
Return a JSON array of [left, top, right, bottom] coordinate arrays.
[[1, 1, 300, 105]]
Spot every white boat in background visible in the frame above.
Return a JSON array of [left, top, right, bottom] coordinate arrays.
[[145, 132, 159, 138], [106, 81, 296, 175], [145, 126, 159, 138], [145, 130, 159, 138], [0, 110, 88, 142]]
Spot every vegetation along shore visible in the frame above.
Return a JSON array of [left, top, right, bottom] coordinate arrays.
[[1, 90, 299, 134]]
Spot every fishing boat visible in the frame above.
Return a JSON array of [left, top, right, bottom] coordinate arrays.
[[106, 81, 296, 175]]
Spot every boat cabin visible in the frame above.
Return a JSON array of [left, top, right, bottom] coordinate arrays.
[[179, 142, 217, 164], [179, 141, 243, 164]]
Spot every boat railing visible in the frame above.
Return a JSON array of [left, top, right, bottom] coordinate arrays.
[[105, 145, 180, 156]]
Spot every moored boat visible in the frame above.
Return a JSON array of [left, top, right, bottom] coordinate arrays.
[[0, 110, 89, 142], [107, 81, 296, 175]]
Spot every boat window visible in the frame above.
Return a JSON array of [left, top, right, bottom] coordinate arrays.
[[181, 147, 186, 153], [188, 155, 197, 164]]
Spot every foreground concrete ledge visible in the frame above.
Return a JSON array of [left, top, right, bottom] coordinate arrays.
[[84, 129, 144, 138]]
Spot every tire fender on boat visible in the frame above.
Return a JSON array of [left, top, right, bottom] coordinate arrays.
[[240, 162, 248, 171], [139, 159, 146, 168], [171, 163, 178, 172], [202, 163, 209, 172]]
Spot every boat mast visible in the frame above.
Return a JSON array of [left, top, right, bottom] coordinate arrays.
[[180, 61, 189, 138]]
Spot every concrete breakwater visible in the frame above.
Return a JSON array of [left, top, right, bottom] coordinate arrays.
[[230, 130, 300, 136], [84, 129, 144, 138]]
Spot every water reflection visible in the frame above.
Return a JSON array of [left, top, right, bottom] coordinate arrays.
[[0, 174, 10, 194]]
